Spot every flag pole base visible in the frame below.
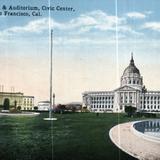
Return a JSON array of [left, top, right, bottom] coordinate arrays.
[[43, 117, 57, 121]]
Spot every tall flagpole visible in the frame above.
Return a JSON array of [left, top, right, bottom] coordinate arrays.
[[44, 29, 57, 121], [49, 29, 53, 119]]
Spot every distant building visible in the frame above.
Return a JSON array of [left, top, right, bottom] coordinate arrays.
[[65, 102, 82, 112], [82, 54, 160, 113], [37, 101, 50, 111], [0, 92, 34, 110], [22, 96, 34, 110]]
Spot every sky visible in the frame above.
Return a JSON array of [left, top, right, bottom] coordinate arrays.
[[0, 0, 160, 104]]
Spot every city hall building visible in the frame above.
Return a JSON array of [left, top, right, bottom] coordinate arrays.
[[82, 55, 160, 113]]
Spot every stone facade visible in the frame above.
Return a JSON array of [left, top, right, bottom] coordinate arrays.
[[0, 92, 34, 110], [82, 55, 160, 113], [22, 96, 34, 110]]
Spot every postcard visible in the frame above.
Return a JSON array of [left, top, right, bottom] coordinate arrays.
[[0, 0, 160, 160]]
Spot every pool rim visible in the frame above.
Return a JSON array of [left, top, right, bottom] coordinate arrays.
[[131, 119, 160, 144]]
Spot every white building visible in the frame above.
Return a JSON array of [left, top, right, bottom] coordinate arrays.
[[22, 96, 34, 110], [82, 54, 160, 113], [37, 101, 50, 111]]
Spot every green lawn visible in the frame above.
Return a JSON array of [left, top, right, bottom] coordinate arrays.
[[0, 112, 145, 160]]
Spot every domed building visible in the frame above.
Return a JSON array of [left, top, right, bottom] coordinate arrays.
[[121, 54, 143, 88], [82, 54, 160, 113]]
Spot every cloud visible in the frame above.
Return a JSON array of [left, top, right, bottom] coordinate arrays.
[[0, 10, 125, 35], [143, 22, 160, 32], [126, 12, 146, 19], [0, 10, 143, 44], [144, 11, 153, 15], [6, 18, 60, 33], [67, 10, 124, 32]]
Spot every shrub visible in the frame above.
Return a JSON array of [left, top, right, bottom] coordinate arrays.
[[125, 105, 137, 117]]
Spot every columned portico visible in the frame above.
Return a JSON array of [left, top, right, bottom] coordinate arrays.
[[82, 54, 160, 113]]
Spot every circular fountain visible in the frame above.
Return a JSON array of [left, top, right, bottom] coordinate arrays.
[[109, 120, 160, 160], [132, 119, 160, 143]]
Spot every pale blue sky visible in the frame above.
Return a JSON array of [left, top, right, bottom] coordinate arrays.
[[0, 0, 160, 104]]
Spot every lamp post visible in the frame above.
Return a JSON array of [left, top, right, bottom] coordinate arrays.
[[142, 85, 147, 112]]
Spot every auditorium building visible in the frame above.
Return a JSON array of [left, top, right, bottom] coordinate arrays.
[[82, 54, 160, 113], [0, 91, 34, 110]]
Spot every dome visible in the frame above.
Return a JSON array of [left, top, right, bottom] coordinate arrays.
[[123, 55, 140, 76], [121, 53, 143, 87]]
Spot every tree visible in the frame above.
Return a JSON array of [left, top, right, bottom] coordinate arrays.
[[125, 105, 137, 117], [17, 106, 21, 111], [3, 98, 10, 110], [34, 106, 38, 110], [65, 103, 82, 112], [14, 100, 17, 108], [56, 104, 66, 113]]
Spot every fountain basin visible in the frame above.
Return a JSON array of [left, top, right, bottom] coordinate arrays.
[[132, 119, 160, 143]]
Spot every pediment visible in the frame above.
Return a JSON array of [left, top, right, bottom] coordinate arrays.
[[114, 85, 140, 92]]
